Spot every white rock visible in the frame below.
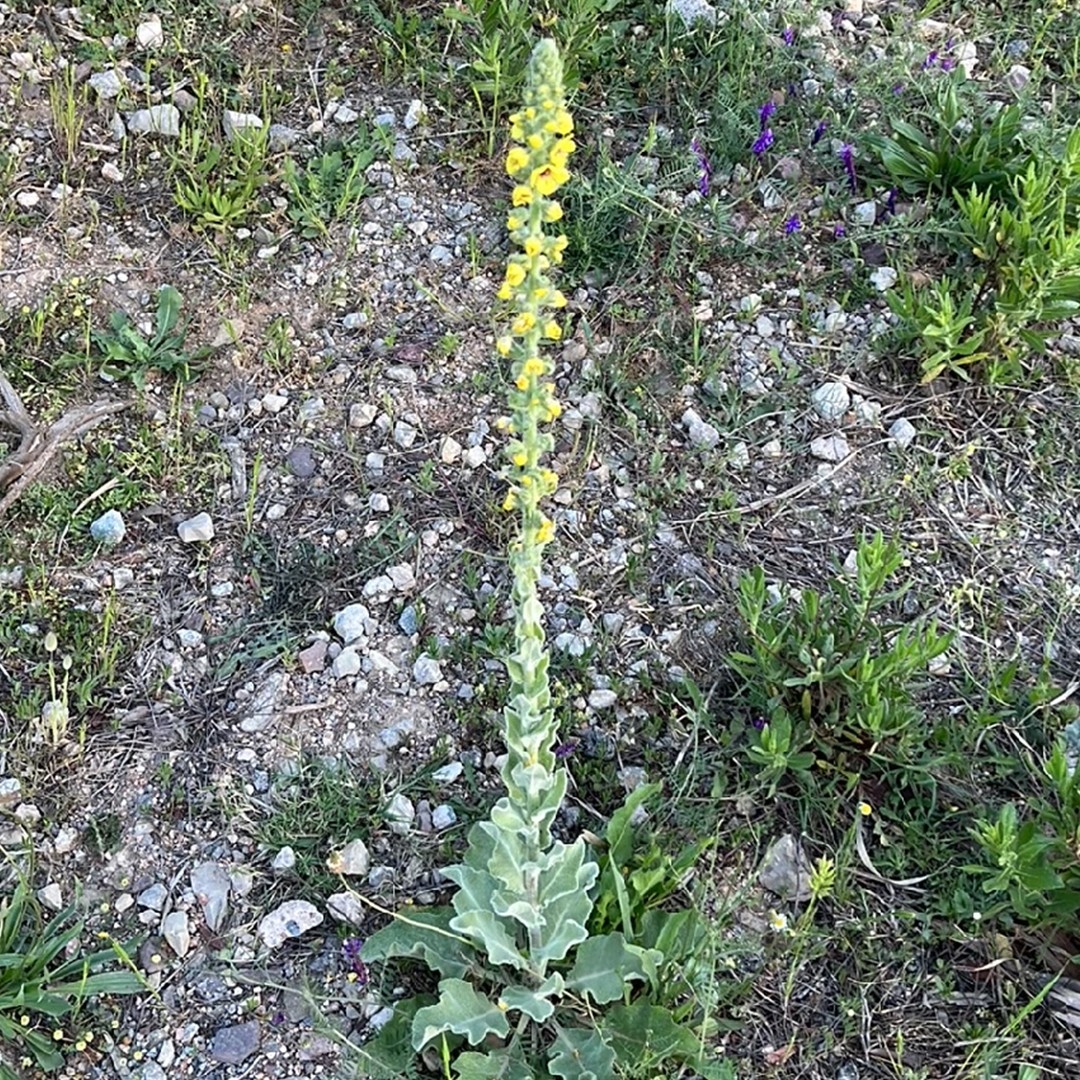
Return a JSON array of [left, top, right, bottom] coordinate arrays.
[[870, 266, 898, 291], [15, 191, 39, 209], [332, 648, 362, 679], [393, 420, 417, 449], [412, 656, 442, 686], [262, 393, 288, 414], [38, 883, 63, 911], [326, 892, 364, 925], [854, 399, 882, 427], [852, 200, 877, 227], [463, 445, 487, 468], [440, 436, 462, 464], [956, 41, 978, 79], [272, 847, 296, 873], [328, 838, 370, 876], [0, 778, 22, 810], [136, 15, 164, 48], [432, 804, 457, 830], [810, 382, 850, 422], [223, 110, 263, 142], [729, 441, 751, 469], [403, 99, 426, 129], [258, 900, 324, 949], [54, 826, 78, 854], [334, 103, 359, 124], [387, 563, 416, 591], [386, 793, 415, 835], [761, 438, 783, 459], [588, 689, 618, 710], [333, 603, 370, 644], [102, 161, 124, 182], [163, 911, 191, 958], [349, 402, 378, 428], [177, 512, 214, 543], [888, 418, 917, 449], [126, 105, 180, 137], [810, 433, 850, 462], [682, 408, 720, 450], [369, 493, 390, 513], [1007, 64, 1031, 93], [432, 762, 463, 784], [89, 70, 124, 99]]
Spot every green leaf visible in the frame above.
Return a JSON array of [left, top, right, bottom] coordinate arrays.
[[605, 783, 662, 865], [499, 972, 564, 1022], [547, 1027, 616, 1080], [565, 932, 656, 1004], [155, 286, 182, 337], [361, 907, 476, 979], [350, 995, 432, 1079], [412, 979, 510, 1051], [602, 1001, 702, 1064], [454, 1049, 536, 1080]]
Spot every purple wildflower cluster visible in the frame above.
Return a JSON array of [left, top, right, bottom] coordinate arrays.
[[782, 26, 795, 46], [784, 215, 802, 236], [342, 938, 369, 986], [838, 142, 858, 192], [690, 136, 712, 198], [753, 99, 777, 159], [921, 37, 958, 73]]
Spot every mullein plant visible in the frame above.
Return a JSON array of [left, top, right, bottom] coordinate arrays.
[[360, 40, 724, 1080]]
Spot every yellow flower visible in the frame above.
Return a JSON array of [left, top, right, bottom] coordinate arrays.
[[530, 164, 570, 196], [511, 312, 536, 335], [507, 214, 525, 230], [858, 801, 873, 817], [496, 336, 513, 356], [505, 147, 530, 176], [543, 396, 562, 421], [502, 491, 518, 511], [527, 133, 544, 149], [536, 518, 555, 544], [512, 450, 528, 467], [543, 321, 562, 340], [510, 123, 524, 141], [521, 356, 546, 377], [515, 374, 530, 391], [550, 290, 567, 308], [539, 468, 558, 491], [511, 185, 533, 207], [543, 201, 564, 222], [545, 109, 573, 135], [524, 236, 543, 258], [505, 262, 526, 287], [497, 282, 514, 301]]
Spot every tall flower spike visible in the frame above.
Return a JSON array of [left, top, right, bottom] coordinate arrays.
[[496, 38, 573, 824]]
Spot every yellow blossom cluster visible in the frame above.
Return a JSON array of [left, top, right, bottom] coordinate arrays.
[[496, 39, 575, 551]]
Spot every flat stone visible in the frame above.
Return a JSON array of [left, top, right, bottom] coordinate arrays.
[[463, 445, 487, 468], [432, 761, 463, 784], [89, 69, 124, 99], [137, 883, 168, 911], [333, 603, 370, 644], [190, 862, 230, 932], [326, 892, 364, 926], [0, 778, 22, 810], [136, 15, 164, 48], [297, 397, 325, 423], [272, 847, 296, 873], [440, 436, 462, 464], [759, 833, 813, 901], [285, 445, 317, 479], [869, 266, 898, 291], [387, 563, 415, 591], [588, 689, 618, 710], [386, 792, 415, 835], [177, 512, 214, 543], [888, 417, 917, 449], [334, 103, 359, 123], [852, 200, 877, 227], [223, 110, 263, 142], [298, 639, 328, 673], [810, 433, 850, 462], [262, 392, 288, 413], [432, 804, 456, 830], [682, 408, 720, 450], [403, 99, 425, 129], [258, 900, 323, 949], [810, 382, 850, 422], [126, 105, 180, 137], [412, 655, 442, 685], [163, 911, 191, 957], [393, 420, 418, 449], [37, 883, 63, 911], [328, 838, 369, 876], [210, 1020, 261, 1065], [332, 648, 362, 679], [238, 670, 286, 733]]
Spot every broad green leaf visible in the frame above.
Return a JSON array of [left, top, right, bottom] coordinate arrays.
[[547, 1027, 616, 1080], [605, 783, 662, 865], [454, 1049, 536, 1080], [361, 907, 475, 979], [499, 972, 564, 1022], [49, 971, 144, 996], [601, 1001, 702, 1064], [565, 933, 656, 1004], [412, 978, 510, 1051], [450, 909, 529, 971], [155, 285, 182, 337]]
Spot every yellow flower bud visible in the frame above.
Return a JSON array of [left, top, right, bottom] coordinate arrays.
[[544, 322, 562, 340], [522, 357, 545, 376], [512, 451, 528, 467], [511, 312, 536, 335], [505, 262, 526, 287], [527, 133, 544, 149], [507, 214, 525, 230], [502, 491, 518, 511], [550, 290, 567, 308], [543, 201, 564, 222], [496, 336, 513, 356], [497, 282, 514, 301], [536, 518, 555, 544]]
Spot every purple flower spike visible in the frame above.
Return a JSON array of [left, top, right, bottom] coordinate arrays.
[[838, 142, 857, 192], [690, 136, 713, 197], [782, 26, 795, 45], [834, 224, 847, 239], [811, 119, 828, 147], [921, 50, 939, 70], [758, 100, 777, 127], [885, 187, 898, 217], [752, 128, 775, 157], [784, 215, 802, 235]]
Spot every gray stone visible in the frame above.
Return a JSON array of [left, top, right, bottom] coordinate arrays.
[[393, 420, 418, 449], [343, 312, 369, 330], [429, 244, 454, 266], [888, 417, 917, 449], [869, 266, 898, 291], [137, 883, 168, 911], [141, 1064, 167, 1080], [729, 440, 751, 469], [113, 567, 135, 590], [223, 110, 263, 142], [759, 833, 813, 901], [810, 381, 850, 422], [386, 792, 415, 835], [432, 804, 457, 830], [332, 648, 361, 679], [89, 69, 124, 99], [810, 433, 850, 462], [297, 397, 326, 423], [90, 509, 126, 545], [369, 493, 390, 513], [403, 99, 425, 129], [1007, 64, 1031, 93], [238, 670, 286, 733], [37, 883, 63, 911], [666, 0, 718, 28], [136, 15, 164, 48], [387, 563, 415, 591], [432, 761, 463, 784], [262, 392, 288, 413], [126, 105, 180, 137], [286, 444, 317, 479], [852, 200, 877, 227], [588, 689, 618, 710], [163, 911, 191, 958], [177, 512, 214, 543], [190, 862, 230, 932], [326, 892, 364, 926], [333, 603, 370, 644], [463, 445, 487, 467], [682, 408, 720, 450], [272, 847, 296, 873], [258, 900, 323, 949], [268, 123, 301, 150], [334, 103, 359, 124], [329, 838, 369, 876], [210, 1020, 261, 1065], [0, 778, 22, 810], [412, 655, 442, 685], [398, 605, 419, 635]]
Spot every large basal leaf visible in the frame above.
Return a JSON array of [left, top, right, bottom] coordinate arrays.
[[155, 285, 183, 338], [412, 978, 510, 1051], [361, 907, 475, 979], [450, 909, 529, 972], [454, 1049, 537, 1080], [499, 972, 564, 1022], [565, 933, 658, 1004], [601, 1001, 702, 1065], [547, 1027, 616, 1080]]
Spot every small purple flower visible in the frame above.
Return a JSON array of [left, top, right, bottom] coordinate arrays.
[[752, 128, 775, 157], [751, 716, 767, 731], [891, 82, 906, 95], [342, 938, 370, 985], [758, 100, 777, 127], [810, 119, 828, 147], [838, 142, 857, 192], [784, 215, 802, 235], [690, 136, 712, 197], [921, 50, 939, 71], [885, 187, 898, 217], [941, 57, 956, 72], [834, 224, 847, 239], [554, 742, 577, 760], [782, 26, 795, 46]]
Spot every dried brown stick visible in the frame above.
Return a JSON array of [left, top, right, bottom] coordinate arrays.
[[0, 365, 126, 517]]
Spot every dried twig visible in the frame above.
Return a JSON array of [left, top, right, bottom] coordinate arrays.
[[0, 365, 126, 517]]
